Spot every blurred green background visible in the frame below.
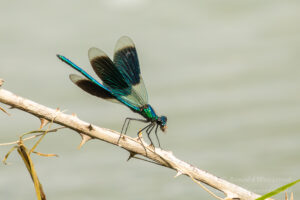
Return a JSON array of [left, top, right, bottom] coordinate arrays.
[[0, 0, 299, 199]]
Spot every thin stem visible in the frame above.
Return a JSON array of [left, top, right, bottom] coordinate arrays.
[[0, 127, 65, 146]]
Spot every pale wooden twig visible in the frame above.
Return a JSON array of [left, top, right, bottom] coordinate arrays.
[[0, 86, 265, 200]]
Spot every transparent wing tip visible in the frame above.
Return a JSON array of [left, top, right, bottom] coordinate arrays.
[[115, 36, 135, 53], [89, 47, 110, 63]]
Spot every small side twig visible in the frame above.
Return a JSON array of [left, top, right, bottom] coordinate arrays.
[[0, 127, 64, 146], [0, 79, 10, 115]]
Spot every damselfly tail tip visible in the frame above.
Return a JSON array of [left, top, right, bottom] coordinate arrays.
[[56, 54, 63, 60]]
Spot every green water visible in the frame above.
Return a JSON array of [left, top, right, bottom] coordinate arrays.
[[0, 1, 299, 199]]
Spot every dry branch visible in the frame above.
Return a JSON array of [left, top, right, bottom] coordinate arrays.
[[0, 83, 264, 200]]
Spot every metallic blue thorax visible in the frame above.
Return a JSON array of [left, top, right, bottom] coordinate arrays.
[[140, 104, 158, 121]]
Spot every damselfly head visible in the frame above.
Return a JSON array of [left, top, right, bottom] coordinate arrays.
[[158, 116, 167, 132]]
